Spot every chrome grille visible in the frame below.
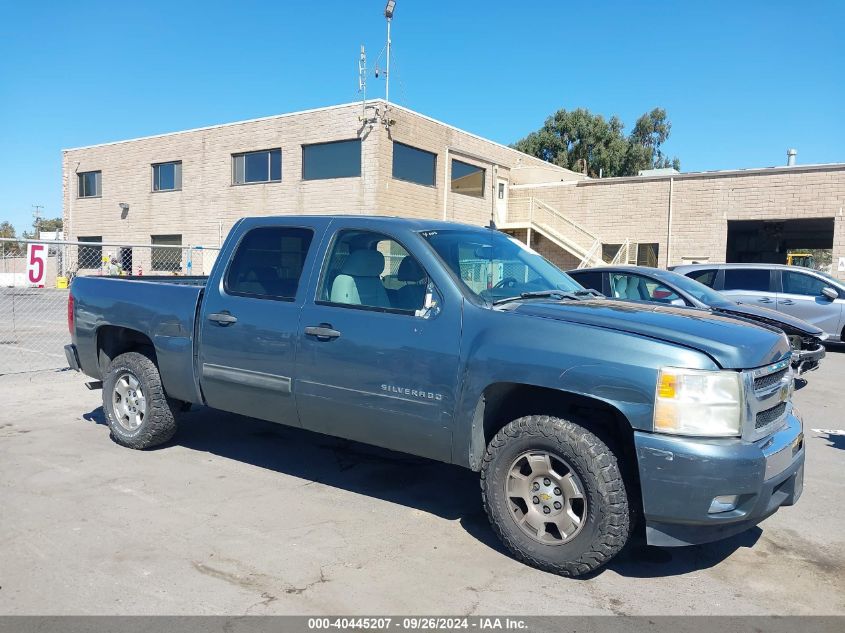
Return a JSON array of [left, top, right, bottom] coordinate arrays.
[[754, 368, 788, 391], [742, 357, 793, 440], [756, 402, 787, 429]]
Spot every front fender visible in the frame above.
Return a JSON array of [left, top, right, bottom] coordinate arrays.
[[452, 306, 718, 469]]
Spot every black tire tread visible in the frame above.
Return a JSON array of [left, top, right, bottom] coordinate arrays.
[[480, 415, 630, 577], [103, 351, 178, 449]]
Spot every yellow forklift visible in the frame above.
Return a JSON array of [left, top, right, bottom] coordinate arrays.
[[786, 252, 816, 268]]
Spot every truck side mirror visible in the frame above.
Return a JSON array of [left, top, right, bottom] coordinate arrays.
[[415, 282, 442, 319], [821, 287, 838, 301]]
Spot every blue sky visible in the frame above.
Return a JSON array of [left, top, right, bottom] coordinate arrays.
[[1, 0, 843, 233]]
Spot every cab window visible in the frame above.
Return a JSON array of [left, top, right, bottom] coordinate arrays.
[[225, 227, 314, 301], [318, 230, 429, 313]]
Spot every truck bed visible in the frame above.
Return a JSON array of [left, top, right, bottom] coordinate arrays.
[[70, 275, 206, 403]]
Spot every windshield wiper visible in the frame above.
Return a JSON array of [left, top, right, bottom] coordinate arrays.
[[491, 289, 599, 306]]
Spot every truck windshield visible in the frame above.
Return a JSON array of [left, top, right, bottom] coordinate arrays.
[[420, 228, 583, 304]]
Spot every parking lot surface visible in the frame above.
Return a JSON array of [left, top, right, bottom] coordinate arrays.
[[1, 350, 844, 615]]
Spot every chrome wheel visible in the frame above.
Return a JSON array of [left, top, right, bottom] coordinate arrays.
[[112, 371, 147, 432], [505, 450, 587, 545]]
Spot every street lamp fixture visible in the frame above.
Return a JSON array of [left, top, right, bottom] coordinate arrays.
[[385, 0, 395, 19]]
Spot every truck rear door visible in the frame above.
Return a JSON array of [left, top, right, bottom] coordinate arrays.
[[197, 218, 330, 424], [294, 225, 462, 462]]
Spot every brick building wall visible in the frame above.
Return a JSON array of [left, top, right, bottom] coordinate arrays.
[[512, 164, 845, 280], [63, 100, 569, 250]]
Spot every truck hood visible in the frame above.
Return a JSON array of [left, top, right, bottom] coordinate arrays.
[[510, 299, 790, 369], [710, 302, 824, 338]]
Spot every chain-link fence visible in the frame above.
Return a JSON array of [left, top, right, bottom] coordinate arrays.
[[0, 238, 220, 375]]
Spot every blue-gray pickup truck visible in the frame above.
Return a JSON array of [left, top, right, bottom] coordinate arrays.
[[65, 216, 805, 576]]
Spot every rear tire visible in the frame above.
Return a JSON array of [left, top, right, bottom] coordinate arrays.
[[102, 351, 178, 449], [481, 415, 631, 577]]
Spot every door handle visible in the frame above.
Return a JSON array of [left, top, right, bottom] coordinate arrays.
[[781, 299, 795, 305], [208, 312, 238, 326], [758, 297, 773, 304], [304, 324, 341, 340]]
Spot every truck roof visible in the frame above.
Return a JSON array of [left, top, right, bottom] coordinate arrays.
[[238, 215, 493, 233]]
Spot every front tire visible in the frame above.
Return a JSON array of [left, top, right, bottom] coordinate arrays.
[[102, 351, 178, 449], [481, 415, 631, 577]]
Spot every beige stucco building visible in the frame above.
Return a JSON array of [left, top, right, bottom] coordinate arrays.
[[62, 100, 845, 280]]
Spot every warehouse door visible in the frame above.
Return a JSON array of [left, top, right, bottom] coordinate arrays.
[[726, 218, 834, 264]]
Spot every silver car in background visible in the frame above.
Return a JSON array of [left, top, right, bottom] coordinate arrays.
[[671, 263, 845, 342]]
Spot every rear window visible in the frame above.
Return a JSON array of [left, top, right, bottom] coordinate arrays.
[[723, 268, 771, 292], [225, 227, 314, 300], [687, 268, 717, 288]]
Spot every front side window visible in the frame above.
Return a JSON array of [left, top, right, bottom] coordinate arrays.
[[392, 142, 436, 186], [77, 171, 101, 198], [77, 236, 102, 269], [451, 159, 485, 197], [225, 227, 314, 300], [233, 149, 282, 184], [782, 271, 829, 297], [302, 139, 362, 180], [421, 229, 581, 304], [319, 230, 429, 313], [151, 234, 182, 272], [610, 273, 683, 304], [152, 161, 182, 191], [723, 268, 771, 292]]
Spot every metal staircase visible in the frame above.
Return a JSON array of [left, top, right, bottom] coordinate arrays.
[[502, 197, 605, 269]]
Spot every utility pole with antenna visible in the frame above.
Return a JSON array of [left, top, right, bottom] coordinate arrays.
[[32, 204, 44, 237], [384, 0, 395, 105]]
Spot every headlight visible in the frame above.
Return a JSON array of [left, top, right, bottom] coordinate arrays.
[[654, 367, 742, 437]]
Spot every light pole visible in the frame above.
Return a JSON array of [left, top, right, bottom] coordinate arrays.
[[384, 0, 395, 104]]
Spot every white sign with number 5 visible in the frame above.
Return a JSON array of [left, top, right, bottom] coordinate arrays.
[[26, 243, 47, 287]]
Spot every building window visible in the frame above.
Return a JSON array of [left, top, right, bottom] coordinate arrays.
[[498, 182, 505, 199], [392, 141, 436, 187], [225, 227, 315, 301], [77, 236, 102, 268], [232, 149, 282, 184], [302, 139, 361, 181], [151, 234, 182, 272], [636, 243, 659, 267], [451, 159, 485, 197], [77, 171, 101, 198], [152, 161, 182, 191]]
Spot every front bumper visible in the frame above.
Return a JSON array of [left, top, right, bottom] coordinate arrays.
[[793, 343, 825, 375], [64, 344, 81, 371], [636, 411, 804, 547]]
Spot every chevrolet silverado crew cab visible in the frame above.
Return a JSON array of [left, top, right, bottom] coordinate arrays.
[[65, 216, 805, 577]]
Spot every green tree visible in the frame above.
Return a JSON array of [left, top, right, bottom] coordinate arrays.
[[23, 216, 63, 239], [513, 107, 680, 178], [0, 220, 22, 255]]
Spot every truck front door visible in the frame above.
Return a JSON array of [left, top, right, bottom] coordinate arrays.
[[295, 228, 461, 462], [197, 219, 327, 425]]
